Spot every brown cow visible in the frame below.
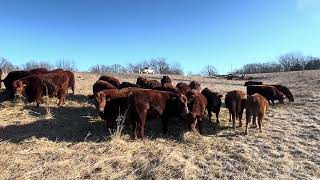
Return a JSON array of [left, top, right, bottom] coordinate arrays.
[[247, 85, 284, 105], [201, 88, 222, 123], [176, 82, 191, 95], [128, 89, 189, 139], [119, 82, 141, 89], [244, 81, 263, 86], [245, 93, 269, 135], [2, 70, 33, 98], [185, 90, 207, 133], [153, 83, 180, 94], [161, 76, 172, 85], [12, 73, 67, 106], [99, 75, 120, 88], [136, 76, 161, 89], [92, 80, 117, 95], [225, 90, 246, 128], [189, 81, 201, 91], [29, 68, 48, 75]]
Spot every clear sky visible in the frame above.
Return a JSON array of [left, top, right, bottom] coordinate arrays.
[[0, 0, 319, 74]]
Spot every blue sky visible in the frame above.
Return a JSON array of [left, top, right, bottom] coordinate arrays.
[[0, 0, 319, 74]]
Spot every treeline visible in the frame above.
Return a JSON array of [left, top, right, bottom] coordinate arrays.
[[0, 58, 76, 73], [89, 57, 184, 75], [234, 53, 320, 74]]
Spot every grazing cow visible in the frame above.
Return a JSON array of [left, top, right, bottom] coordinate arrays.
[[201, 88, 222, 123], [99, 75, 120, 88], [270, 84, 294, 102], [136, 76, 161, 89], [92, 80, 117, 95], [245, 93, 269, 135], [2, 70, 33, 98], [244, 81, 263, 86], [176, 82, 191, 95], [0, 68, 2, 88], [65, 71, 75, 94], [12, 74, 66, 106], [161, 76, 172, 85], [119, 82, 141, 89], [128, 89, 189, 139], [185, 90, 207, 133], [225, 90, 246, 128], [189, 81, 201, 91], [247, 85, 284, 105], [29, 68, 48, 75]]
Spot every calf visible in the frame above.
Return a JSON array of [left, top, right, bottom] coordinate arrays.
[[201, 88, 222, 123], [247, 85, 284, 105], [128, 89, 189, 139], [186, 90, 207, 133], [245, 93, 269, 135], [270, 84, 294, 102], [99, 75, 120, 88], [119, 82, 141, 89], [176, 82, 191, 95], [189, 81, 201, 91], [225, 90, 246, 128], [161, 76, 172, 85], [244, 81, 263, 86]]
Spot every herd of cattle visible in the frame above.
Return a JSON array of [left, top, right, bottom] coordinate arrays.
[[0, 68, 294, 138]]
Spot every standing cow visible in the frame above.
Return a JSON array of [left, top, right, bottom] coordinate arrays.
[[201, 88, 222, 123], [225, 90, 246, 128], [245, 93, 269, 135]]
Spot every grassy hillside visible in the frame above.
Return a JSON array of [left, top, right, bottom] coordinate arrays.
[[0, 70, 319, 179]]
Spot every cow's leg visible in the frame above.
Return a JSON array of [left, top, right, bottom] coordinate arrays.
[[197, 118, 203, 134], [191, 118, 198, 132], [252, 115, 257, 128], [231, 111, 236, 128], [258, 113, 264, 133], [228, 111, 232, 122], [216, 111, 219, 124], [245, 112, 250, 135], [208, 109, 212, 121]]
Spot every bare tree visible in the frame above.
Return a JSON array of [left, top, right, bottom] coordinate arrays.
[[22, 60, 54, 70], [202, 65, 217, 76], [56, 59, 76, 71], [0, 58, 19, 73]]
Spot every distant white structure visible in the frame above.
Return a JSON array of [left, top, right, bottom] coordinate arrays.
[[140, 67, 155, 74]]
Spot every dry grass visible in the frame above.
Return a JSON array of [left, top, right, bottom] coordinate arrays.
[[0, 71, 320, 179]]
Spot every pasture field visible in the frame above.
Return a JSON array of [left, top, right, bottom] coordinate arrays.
[[0, 70, 319, 179]]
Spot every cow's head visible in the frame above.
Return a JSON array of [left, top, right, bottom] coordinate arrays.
[[277, 92, 285, 104], [12, 80, 27, 96], [171, 93, 189, 117]]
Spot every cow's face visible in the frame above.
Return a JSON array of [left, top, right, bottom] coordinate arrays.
[[12, 80, 27, 96], [278, 93, 285, 104], [172, 94, 189, 116], [94, 92, 106, 114]]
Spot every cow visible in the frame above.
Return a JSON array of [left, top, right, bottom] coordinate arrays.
[[92, 80, 117, 95], [189, 81, 201, 91], [247, 85, 284, 105], [12, 73, 67, 106], [0, 68, 2, 88], [244, 81, 263, 86], [64, 71, 75, 94], [245, 93, 269, 135], [176, 82, 191, 95], [201, 88, 222, 123], [185, 90, 207, 133], [136, 76, 162, 89], [270, 84, 294, 102], [153, 83, 180, 94], [48, 68, 65, 74], [128, 89, 189, 139], [99, 75, 120, 88], [225, 90, 247, 128], [2, 70, 33, 98], [119, 82, 141, 89], [29, 68, 48, 75], [161, 76, 172, 85]]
